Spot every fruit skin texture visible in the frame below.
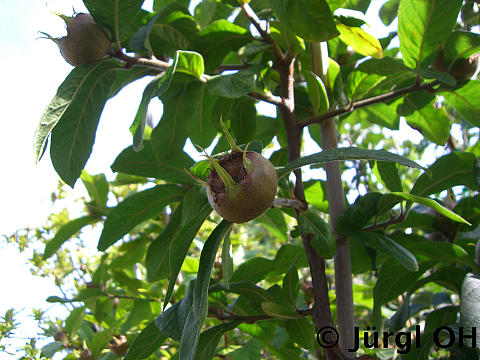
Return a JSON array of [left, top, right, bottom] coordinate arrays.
[[206, 151, 278, 223], [54, 13, 111, 66], [432, 50, 479, 80]]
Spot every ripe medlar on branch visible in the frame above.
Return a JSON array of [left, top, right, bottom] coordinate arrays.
[[40, 13, 111, 66]]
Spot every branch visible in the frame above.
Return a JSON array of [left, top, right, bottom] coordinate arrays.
[[248, 91, 283, 106], [240, 3, 286, 61], [111, 50, 170, 72], [207, 306, 313, 324], [272, 197, 305, 210], [300, 80, 441, 128]]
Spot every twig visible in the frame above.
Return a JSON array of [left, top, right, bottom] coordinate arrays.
[[111, 50, 170, 71], [300, 80, 441, 128], [248, 91, 283, 106], [272, 197, 305, 210]]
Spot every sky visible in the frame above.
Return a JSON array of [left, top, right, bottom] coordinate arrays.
[[0, 0, 420, 357]]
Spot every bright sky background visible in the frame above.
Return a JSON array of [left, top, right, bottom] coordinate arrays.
[[0, 0, 422, 357]]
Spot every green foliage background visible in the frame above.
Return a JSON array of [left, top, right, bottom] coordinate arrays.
[[3, 0, 480, 359]]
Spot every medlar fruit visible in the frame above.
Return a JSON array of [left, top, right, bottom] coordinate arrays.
[[41, 13, 111, 66], [199, 122, 278, 223], [432, 49, 479, 80]]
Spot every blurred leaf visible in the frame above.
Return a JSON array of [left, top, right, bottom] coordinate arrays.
[[270, 20, 306, 54], [156, 281, 195, 341], [285, 318, 315, 349], [261, 302, 301, 319], [352, 231, 418, 272], [98, 185, 185, 251], [337, 24, 383, 58], [40, 342, 64, 358], [111, 141, 195, 184], [401, 91, 451, 145], [256, 208, 288, 242], [222, 228, 233, 289], [164, 203, 212, 307], [194, 20, 251, 72], [299, 211, 335, 259], [65, 307, 85, 339], [398, 0, 462, 70], [207, 71, 256, 98], [411, 152, 480, 197], [195, 321, 240, 359], [271, 0, 339, 42], [43, 216, 98, 260], [283, 262, 300, 306], [179, 220, 232, 359], [35, 60, 119, 186], [124, 321, 166, 360], [84, 0, 145, 43], [326, 0, 371, 13], [376, 161, 402, 192], [80, 172, 109, 207], [442, 80, 480, 127], [278, 147, 425, 178], [304, 71, 329, 115], [209, 281, 273, 303], [379, 0, 399, 26]]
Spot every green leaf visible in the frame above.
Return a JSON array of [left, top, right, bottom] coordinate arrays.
[[175, 51, 205, 79], [109, 66, 153, 98], [346, 57, 410, 101], [391, 192, 470, 225], [34, 60, 119, 186], [222, 228, 233, 289], [83, 0, 145, 43], [444, 31, 480, 68], [372, 261, 427, 327], [194, 0, 235, 29], [124, 321, 166, 360], [194, 20, 251, 72], [299, 211, 335, 259], [398, 0, 462, 70], [195, 321, 240, 360], [261, 301, 301, 319], [156, 280, 195, 341], [43, 216, 98, 260], [285, 318, 315, 349], [209, 281, 273, 303], [283, 262, 300, 306], [272, 0, 339, 42], [214, 97, 257, 145], [269, 20, 306, 55], [80, 172, 109, 207], [164, 203, 212, 307], [207, 71, 256, 98], [326, 0, 370, 13], [111, 141, 195, 184], [129, 63, 177, 151], [65, 307, 85, 338], [278, 147, 425, 178], [411, 152, 480, 197], [376, 161, 402, 192], [401, 91, 451, 145], [304, 181, 329, 212], [97, 185, 185, 251], [460, 274, 480, 347], [336, 24, 383, 58], [352, 231, 419, 272], [256, 208, 288, 242], [40, 342, 64, 358], [304, 71, 329, 115], [379, 0, 399, 26], [442, 80, 480, 127], [179, 220, 233, 359]]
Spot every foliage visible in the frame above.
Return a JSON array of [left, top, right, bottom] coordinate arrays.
[[4, 0, 480, 359]]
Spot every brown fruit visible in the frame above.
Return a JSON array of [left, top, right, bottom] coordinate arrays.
[[432, 50, 479, 80], [206, 150, 278, 223], [42, 13, 111, 66]]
